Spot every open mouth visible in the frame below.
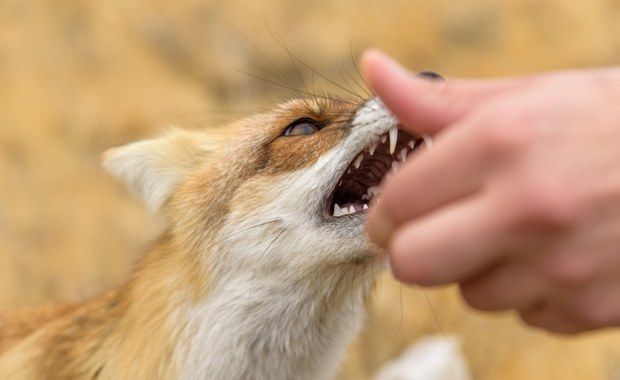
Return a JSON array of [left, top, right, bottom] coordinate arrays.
[[327, 127, 431, 218]]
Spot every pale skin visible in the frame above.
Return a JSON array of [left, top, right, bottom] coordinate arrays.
[[362, 49, 620, 334]]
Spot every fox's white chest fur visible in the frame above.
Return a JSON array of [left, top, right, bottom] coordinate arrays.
[[179, 272, 369, 379]]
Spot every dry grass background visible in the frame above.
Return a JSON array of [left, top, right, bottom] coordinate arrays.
[[2, 0, 620, 379]]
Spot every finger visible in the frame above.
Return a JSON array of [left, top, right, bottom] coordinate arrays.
[[388, 193, 509, 286], [366, 116, 495, 246], [518, 302, 587, 334], [550, 279, 620, 331], [361, 49, 518, 134], [460, 259, 547, 311]]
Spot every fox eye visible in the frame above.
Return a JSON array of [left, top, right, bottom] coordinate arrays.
[[283, 118, 322, 136]]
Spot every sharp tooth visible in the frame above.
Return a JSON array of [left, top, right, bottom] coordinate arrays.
[[341, 207, 350, 216], [368, 143, 377, 156], [400, 148, 408, 162], [392, 161, 400, 174], [367, 186, 381, 198], [348, 206, 356, 214], [353, 154, 363, 169], [389, 127, 398, 154], [363, 203, 369, 210], [380, 134, 387, 143], [408, 140, 416, 150], [334, 204, 342, 217], [339, 180, 343, 186], [422, 135, 434, 148]]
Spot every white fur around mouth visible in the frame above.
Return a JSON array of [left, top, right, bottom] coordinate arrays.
[[330, 127, 432, 218]]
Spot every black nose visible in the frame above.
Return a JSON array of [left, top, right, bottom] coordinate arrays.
[[416, 71, 444, 81]]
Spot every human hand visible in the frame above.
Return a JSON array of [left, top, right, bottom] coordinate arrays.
[[362, 49, 620, 334]]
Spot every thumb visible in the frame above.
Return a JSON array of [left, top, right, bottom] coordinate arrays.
[[361, 49, 516, 134]]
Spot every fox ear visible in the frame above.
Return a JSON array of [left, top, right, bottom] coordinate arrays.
[[102, 128, 214, 212]]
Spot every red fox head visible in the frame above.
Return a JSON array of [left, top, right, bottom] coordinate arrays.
[[100, 96, 430, 379], [104, 97, 428, 279]]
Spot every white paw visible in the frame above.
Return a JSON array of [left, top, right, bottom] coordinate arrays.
[[374, 335, 472, 380]]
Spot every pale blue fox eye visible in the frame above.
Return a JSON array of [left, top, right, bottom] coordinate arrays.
[[284, 119, 321, 136]]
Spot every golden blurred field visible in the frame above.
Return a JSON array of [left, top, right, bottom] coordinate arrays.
[[2, 0, 620, 379]]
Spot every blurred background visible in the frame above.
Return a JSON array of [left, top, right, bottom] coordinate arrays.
[[2, 0, 620, 379]]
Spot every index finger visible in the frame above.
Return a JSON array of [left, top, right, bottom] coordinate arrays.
[[361, 49, 519, 134]]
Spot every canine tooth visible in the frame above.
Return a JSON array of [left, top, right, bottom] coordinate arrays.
[[348, 206, 356, 214], [353, 154, 363, 169], [389, 127, 398, 154], [400, 148, 408, 162], [380, 134, 387, 144], [334, 204, 342, 217], [363, 204, 368, 210], [408, 140, 416, 150], [368, 143, 377, 156], [422, 135, 434, 148]]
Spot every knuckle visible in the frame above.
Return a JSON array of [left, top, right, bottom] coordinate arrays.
[[478, 109, 531, 158], [537, 252, 595, 287], [508, 180, 584, 229]]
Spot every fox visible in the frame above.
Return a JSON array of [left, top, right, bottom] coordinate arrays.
[[0, 90, 464, 379]]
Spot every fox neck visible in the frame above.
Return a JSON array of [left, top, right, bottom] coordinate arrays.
[[176, 257, 376, 380], [108, 231, 377, 380]]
